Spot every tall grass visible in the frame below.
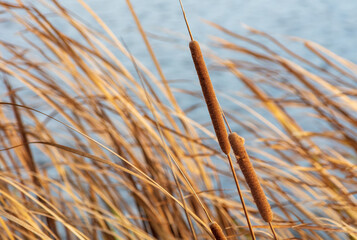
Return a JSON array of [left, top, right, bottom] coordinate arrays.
[[0, 1, 356, 239]]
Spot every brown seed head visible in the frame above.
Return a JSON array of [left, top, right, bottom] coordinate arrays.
[[229, 132, 273, 222], [209, 222, 227, 240], [189, 40, 230, 154]]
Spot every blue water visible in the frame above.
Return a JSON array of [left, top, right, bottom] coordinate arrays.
[[65, 0, 357, 64], [1, 0, 356, 135], [61, 0, 357, 105], [31, 0, 355, 81], [3, 0, 357, 84]]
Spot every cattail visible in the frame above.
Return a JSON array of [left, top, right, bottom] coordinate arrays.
[[229, 132, 273, 222], [189, 40, 230, 155], [209, 222, 227, 240]]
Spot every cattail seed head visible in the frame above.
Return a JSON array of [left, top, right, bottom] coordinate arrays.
[[209, 222, 227, 240], [229, 132, 273, 222], [189, 40, 230, 155]]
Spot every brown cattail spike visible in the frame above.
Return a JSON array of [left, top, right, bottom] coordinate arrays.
[[209, 222, 227, 240], [189, 40, 230, 155], [229, 132, 273, 222]]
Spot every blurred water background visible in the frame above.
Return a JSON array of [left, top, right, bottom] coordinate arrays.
[[68, 0, 357, 110], [1, 0, 357, 137], [3, 0, 357, 77], [62, 0, 357, 74]]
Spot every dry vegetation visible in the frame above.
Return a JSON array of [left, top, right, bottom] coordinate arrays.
[[0, 0, 356, 239]]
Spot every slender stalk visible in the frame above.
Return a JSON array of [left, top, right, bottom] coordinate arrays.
[[178, 0, 194, 41], [226, 154, 256, 240], [269, 222, 278, 240]]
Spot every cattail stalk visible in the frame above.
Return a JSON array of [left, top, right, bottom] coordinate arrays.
[[229, 132, 278, 239], [209, 222, 227, 240], [189, 40, 256, 240], [178, 1, 256, 239], [189, 40, 231, 155], [229, 132, 272, 222]]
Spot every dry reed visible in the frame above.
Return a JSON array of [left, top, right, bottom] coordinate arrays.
[[0, 1, 356, 239]]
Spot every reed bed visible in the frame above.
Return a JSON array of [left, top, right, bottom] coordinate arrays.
[[0, 1, 356, 240]]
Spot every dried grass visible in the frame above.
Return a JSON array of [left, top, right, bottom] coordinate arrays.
[[0, 1, 356, 240]]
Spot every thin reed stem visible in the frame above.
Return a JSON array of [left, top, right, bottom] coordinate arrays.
[[226, 154, 256, 240], [221, 110, 232, 133], [269, 222, 278, 240], [178, 0, 194, 41]]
